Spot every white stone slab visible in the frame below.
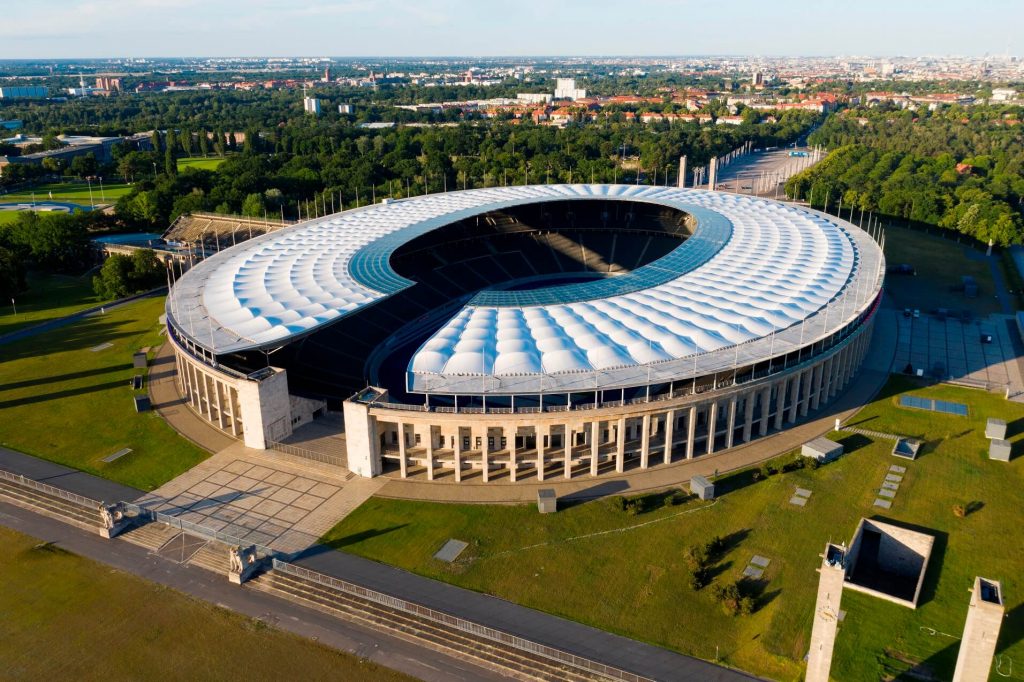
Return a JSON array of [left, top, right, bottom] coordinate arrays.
[[750, 555, 771, 568], [873, 498, 892, 509], [789, 496, 807, 507], [795, 488, 813, 498], [742, 565, 765, 579], [434, 539, 469, 563], [878, 488, 897, 499], [89, 342, 113, 352]]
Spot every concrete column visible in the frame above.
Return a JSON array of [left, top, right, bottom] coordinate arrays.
[[564, 424, 573, 479], [742, 390, 756, 442], [615, 417, 626, 473], [590, 420, 600, 476], [663, 410, 674, 464], [800, 370, 813, 417], [425, 426, 435, 481], [705, 401, 718, 455], [640, 414, 651, 468], [760, 386, 771, 436], [806, 544, 847, 682], [454, 428, 463, 482], [708, 156, 718, 190], [770, 378, 786, 428], [952, 577, 1004, 682], [825, 355, 838, 399], [398, 421, 408, 478], [725, 396, 737, 449], [686, 405, 697, 459], [481, 426, 490, 482], [787, 376, 800, 423], [678, 155, 687, 188], [810, 363, 824, 411], [536, 424, 546, 482], [509, 426, 517, 483]]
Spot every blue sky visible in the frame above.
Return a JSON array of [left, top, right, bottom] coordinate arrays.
[[3, 0, 1021, 59]]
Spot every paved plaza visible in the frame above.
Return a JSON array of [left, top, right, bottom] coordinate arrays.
[[894, 312, 1024, 392], [137, 442, 385, 555]]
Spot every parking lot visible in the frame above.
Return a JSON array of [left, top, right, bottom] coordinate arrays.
[[894, 310, 1024, 392]]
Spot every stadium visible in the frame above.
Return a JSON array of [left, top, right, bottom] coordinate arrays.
[[165, 184, 885, 482]]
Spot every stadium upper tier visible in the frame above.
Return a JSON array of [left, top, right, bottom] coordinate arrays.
[[167, 185, 883, 397]]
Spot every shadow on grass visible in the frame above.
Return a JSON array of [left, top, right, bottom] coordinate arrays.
[[0, 363, 130, 392], [997, 601, 1024, 658], [892, 640, 958, 681], [312, 525, 409, 552], [713, 468, 759, 497], [869, 515, 948, 608], [559, 480, 631, 508], [1007, 417, 1024, 439], [1, 316, 137, 362], [738, 576, 782, 613], [964, 500, 984, 516], [835, 433, 872, 454], [0, 379, 130, 409]]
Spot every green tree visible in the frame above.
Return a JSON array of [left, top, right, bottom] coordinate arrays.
[[241, 192, 264, 217], [164, 144, 177, 177], [0, 246, 27, 299]]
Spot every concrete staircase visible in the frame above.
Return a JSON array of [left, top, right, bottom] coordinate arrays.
[[120, 521, 183, 552], [187, 541, 232, 574], [0, 477, 103, 532], [251, 570, 609, 682]]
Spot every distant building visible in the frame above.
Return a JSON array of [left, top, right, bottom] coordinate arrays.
[[0, 134, 122, 176], [517, 93, 553, 104], [322, 66, 331, 82], [303, 97, 321, 115], [0, 86, 48, 99], [0, 119, 23, 131], [752, 71, 764, 87], [338, 103, 354, 114], [96, 76, 122, 91], [992, 88, 1017, 102], [554, 78, 586, 101]]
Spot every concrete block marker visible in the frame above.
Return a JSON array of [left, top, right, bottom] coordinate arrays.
[[795, 488, 813, 498], [878, 488, 897, 499], [434, 539, 469, 563], [101, 448, 133, 463], [750, 555, 771, 568], [873, 498, 892, 509], [90, 342, 113, 352], [742, 565, 765, 579], [789, 496, 808, 507], [885, 473, 904, 483], [889, 464, 907, 474], [882, 481, 899, 491]]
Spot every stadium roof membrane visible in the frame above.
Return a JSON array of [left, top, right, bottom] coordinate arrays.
[[167, 185, 881, 396]]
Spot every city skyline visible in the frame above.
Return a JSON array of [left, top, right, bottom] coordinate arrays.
[[3, 0, 1022, 60]]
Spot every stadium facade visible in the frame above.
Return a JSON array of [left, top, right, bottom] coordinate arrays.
[[165, 185, 884, 481]]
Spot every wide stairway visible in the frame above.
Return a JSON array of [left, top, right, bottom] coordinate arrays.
[[251, 569, 611, 682], [0, 476, 103, 531]]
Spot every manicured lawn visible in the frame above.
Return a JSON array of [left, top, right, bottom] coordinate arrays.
[[0, 296, 208, 490], [0, 271, 101, 336], [0, 181, 134, 206], [0, 210, 23, 224], [177, 156, 226, 171], [325, 378, 1024, 680], [0, 526, 413, 681]]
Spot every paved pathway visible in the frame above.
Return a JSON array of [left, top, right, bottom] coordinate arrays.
[[0, 289, 165, 347], [136, 442, 386, 555], [0, 446, 143, 502]]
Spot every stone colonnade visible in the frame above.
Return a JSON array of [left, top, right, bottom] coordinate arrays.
[[358, 320, 874, 482]]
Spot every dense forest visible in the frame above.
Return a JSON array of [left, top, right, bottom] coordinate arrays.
[[786, 104, 1024, 244]]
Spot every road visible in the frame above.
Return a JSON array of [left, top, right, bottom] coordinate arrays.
[[714, 148, 821, 197]]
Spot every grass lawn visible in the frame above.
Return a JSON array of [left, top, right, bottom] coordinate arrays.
[[0, 296, 208, 491], [882, 223, 1004, 316], [324, 377, 1024, 680], [0, 210, 23, 224], [177, 156, 226, 171], [0, 271, 101, 336], [0, 181, 134, 206], [0, 526, 413, 681]]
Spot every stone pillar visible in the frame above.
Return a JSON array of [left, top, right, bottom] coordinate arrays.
[[678, 155, 687, 189], [425, 426, 435, 481], [397, 421, 408, 478], [800, 370, 813, 417], [536, 424, 547, 482], [825, 355, 838, 399], [686, 405, 697, 459], [564, 424, 573, 479], [810, 363, 824, 411], [454, 428, 463, 482], [481, 426, 491, 482], [640, 414, 651, 468], [787, 376, 801, 423], [590, 420, 600, 476], [760, 386, 771, 436], [708, 156, 718, 191], [663, 410, 674, 464], [806, 544, 847, 682], [774, 381, 786, 430], [706, 401, 718, 455], [509, 426, 518, 483], [742, 390, 756, 442], [952, 577, 1005, 682], [725, 396, 738, 449], [615, 417, 626, 473]]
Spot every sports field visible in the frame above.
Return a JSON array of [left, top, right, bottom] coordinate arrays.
[[0, 181, 134, 206], [325, 377, 1024, 680], [177, 156, 226, 171], [0, 296, 208, 490], [0, 526, 413, 681]]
